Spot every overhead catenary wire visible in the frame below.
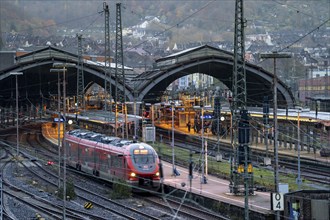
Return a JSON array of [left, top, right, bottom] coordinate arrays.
[[278, 18, 330, 52], [122, 0, 216, 51]]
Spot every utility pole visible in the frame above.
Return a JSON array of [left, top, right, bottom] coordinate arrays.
[[103, 2, 112, 116], [51, 62, 76, 220], [49, 69, 62, 189], [201, 101, 207, 184], [57, 71, 61, 188], [263, 96, 270, 162], [115, 3, 127, 137], [260, 52, 291, 220], [214, 88, 222, 161], [171, 101, 176, 176], [0, 173, 2, 220], [9, 72, 23, 158], [230, 1, 252, 220], [0, 2, 3, 51], [76, 34, 85, 118], [297, 107, 302, 190]]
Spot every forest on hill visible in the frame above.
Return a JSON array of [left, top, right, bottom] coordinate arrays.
[[1, 0, 329, 43]]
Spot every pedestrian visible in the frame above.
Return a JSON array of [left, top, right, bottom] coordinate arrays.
[[187, 121, 191, 132]]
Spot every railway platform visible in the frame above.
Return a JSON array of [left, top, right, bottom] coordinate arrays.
[[155, 122, 329, 164], [161, 160, 273, 216]]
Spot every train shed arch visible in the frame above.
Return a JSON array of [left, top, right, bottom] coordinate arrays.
[[133, 45, 295, 108], [0, 45, 295, 109]]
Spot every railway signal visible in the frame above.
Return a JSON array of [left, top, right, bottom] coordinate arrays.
[[46, 161, 55, 166]]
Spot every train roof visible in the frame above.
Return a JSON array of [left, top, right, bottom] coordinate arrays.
[[66, 129, 134, 147]]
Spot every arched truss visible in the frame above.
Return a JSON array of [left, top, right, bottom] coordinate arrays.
[[0, 45, 295, 108], [135, 57, 295, 108], [0, 58, 134, 105]]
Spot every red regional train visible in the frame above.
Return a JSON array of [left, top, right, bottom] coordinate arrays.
[[64, 129, 160, 191]]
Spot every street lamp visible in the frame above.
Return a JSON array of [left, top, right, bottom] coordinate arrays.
[[200, 101, 207, 184], [51, 62, 76, 220], [296, 107, 302, 190], [170, 101, 177, 176], [126, 101, 142, 139], [49, 68, 62, 189], [9, 72, 23, 158], [216, 116, 225, 162]]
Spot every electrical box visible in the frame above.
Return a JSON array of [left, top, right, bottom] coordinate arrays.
[[142, 125, 155, 142]]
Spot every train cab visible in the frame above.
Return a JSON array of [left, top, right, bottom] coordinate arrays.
[[126, 143, 160, 190]]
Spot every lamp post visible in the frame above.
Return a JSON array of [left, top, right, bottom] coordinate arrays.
[[10, 72, 23, 158], [0, 170, 2, 220], [171, 101, 177, 176], [49, 68, 64, 189], [51, 62, 76, 220], [134, 101, 137, 137], [126, 101, 142, 139], [201, 101, 207, 184], [216, 115, 225, 162], [296, 107, 302, 190], [260, 52, 291, 220]]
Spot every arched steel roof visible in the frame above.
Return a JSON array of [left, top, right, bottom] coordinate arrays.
[[0, 45, 295, 108], [133, 45, 295, 108], [0, 46, 134, 106]]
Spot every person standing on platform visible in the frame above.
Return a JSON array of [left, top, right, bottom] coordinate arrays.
[[187, 121, 191, 133], [194, 117, 198, 133]]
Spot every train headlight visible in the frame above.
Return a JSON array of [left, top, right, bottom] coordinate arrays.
[[130, 172, 136, 177], [155, 172, 159, 176]]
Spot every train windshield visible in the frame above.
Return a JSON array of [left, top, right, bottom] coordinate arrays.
[[132, 148, 155, 164], [133, 154, 155, 164]]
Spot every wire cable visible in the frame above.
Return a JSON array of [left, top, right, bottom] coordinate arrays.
[[124, 0, 216, 51], [278, 18, 330, 52]]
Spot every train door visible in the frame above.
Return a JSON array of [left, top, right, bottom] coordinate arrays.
[[78, 143, 86, 170], [97, 144, 108, 174], [119, 155, 126, 180], [107, 154, 111, 175], [94, 147, 103, 177], [85, 144, 94, 174], [77, 142, 82, 169], [68, 141, 79, 169], [92, 146, 99, 176], [123, 157, 127, 179], [112, 154, 125, 180]]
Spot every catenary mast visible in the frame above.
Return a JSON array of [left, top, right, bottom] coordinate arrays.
[[76, 34, 85, 114], [103, 2, 112, 115], [230, 0, 253, 219], [115, 3, 127, 137]]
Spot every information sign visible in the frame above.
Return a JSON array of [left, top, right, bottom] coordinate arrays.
[[271, 192, 284, 211]]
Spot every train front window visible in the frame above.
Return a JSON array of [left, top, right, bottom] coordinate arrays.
[[132, 148, 155, 164], [133, 154, 155, 164]]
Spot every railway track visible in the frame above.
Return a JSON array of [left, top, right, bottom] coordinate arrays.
[[2, 122, 327, 219], [138, 194, 230, 220], [0, 148, 100, 219], [22, 132, 165, 219], [3, 125, 224, 220]]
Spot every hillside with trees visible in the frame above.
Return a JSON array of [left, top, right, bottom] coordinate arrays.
[[1, 0, 329, 44]]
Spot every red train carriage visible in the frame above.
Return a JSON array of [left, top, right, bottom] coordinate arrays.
[[64, 129, 160, 191]]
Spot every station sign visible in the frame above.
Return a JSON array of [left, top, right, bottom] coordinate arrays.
[[271, 192, 284, 211]]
